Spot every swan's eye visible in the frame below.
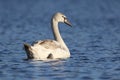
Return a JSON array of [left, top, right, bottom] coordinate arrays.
[[62, 16, 67, 22], [62, 16, 66, 19], [64, 18, 67, 23]]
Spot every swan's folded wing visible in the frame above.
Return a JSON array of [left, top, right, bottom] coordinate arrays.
[[33, 40, 61, 50]]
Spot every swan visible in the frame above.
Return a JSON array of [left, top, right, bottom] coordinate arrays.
[[24, 12, 72, 60]]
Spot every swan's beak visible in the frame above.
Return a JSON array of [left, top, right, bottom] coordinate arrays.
[[64, 19, 72, 27]]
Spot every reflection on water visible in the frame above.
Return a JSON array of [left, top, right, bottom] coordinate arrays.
[[0, 0, 120, 80]]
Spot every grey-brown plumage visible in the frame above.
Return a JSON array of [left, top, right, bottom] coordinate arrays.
[[35, 40, 61, 50]]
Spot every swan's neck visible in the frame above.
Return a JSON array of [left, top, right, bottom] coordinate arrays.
[[52, 19, 69, 51]]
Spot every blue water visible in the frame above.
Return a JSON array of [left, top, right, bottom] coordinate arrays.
[[0, 0, 120, 80]]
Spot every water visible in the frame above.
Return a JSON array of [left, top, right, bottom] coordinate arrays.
[[0, 0, 120, 80]]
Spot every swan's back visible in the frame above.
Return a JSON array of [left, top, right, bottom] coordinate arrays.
[[32, 40, 61, 50]]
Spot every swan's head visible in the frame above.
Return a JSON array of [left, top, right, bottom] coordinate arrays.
[[53, 12, 72, 27]]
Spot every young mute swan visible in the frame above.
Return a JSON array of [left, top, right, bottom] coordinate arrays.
[[24, 12, 72, 60]]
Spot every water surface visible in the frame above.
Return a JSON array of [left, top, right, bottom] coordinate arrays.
[[0, 0, 120, 80]]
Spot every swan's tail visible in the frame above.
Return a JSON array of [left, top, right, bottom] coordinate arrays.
[[24, 43, 33, 59]]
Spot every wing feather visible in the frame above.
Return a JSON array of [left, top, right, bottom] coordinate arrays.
[[32, 40, 61, 50]]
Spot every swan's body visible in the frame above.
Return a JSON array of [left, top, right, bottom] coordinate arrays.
[[24, 12, 72, 60]]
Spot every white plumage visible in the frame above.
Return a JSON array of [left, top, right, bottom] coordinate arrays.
[[24, 12, 72, 60]]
